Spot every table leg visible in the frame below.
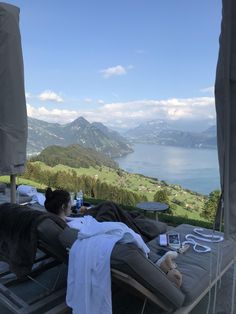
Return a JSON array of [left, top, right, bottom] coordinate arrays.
[[155, 211, 159, 221]]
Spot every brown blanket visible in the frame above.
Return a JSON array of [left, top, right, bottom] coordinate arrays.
[[0, 203, 66, 278], [86, 201, 167, 242]]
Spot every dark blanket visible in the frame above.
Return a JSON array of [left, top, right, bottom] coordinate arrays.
[[86, 201, 166, 242], [0, 203, 66, 278]]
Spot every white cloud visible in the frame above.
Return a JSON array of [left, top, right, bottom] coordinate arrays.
[[84, 98, 92, 103], [97, 99, 105, 105], [200, 86, 214, 94], [27, 96, 216, 129], [39, 90, 64, 103], [101, 65, 127, 78], [25, 92, 31, 99], [27, 104, 76, 123]]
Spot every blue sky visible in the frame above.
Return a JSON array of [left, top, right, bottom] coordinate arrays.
[[6, 0, 222, 129]]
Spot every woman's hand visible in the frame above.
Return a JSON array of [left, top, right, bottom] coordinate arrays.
[[80, 206, 88, 214]]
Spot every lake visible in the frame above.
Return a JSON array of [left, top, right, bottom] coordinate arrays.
[[114, 143, 220, 195]]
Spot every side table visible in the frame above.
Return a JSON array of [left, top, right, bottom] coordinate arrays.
[[136, 201, 169, 221]]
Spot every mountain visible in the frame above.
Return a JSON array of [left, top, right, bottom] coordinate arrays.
[[125, 120, 170, 138], [125, 120, 217, 149], [27, 117, 133, 157], [30, 144, 118, 169]]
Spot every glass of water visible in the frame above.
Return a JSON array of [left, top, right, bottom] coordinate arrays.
[[70, 192, 75, 205]]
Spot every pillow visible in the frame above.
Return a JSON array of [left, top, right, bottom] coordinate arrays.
[[134, 217, 167, 239]]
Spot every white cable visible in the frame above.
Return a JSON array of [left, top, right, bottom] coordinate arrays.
[[193, 228, 224, 242], [182, 236, 211, 253], [183, 228, 223, 254]]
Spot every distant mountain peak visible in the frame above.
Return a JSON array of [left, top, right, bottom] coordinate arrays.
[[69, 116, 90, 128], [125, 119, 216, 149], [144, 119, 170, 128], [27, 116, 133, 157]]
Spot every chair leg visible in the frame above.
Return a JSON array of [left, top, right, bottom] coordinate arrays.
[[27, 274, 51, 293], [26, 264, 64, 294], [52, 264, 63, 290], [141, 297, 147, 314]]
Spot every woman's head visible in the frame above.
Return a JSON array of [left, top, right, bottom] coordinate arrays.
[[44, 187, 72, 218]]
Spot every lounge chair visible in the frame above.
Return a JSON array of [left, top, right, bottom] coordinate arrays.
[[37, 216, 184, 312], [37, 217, 236, 313], [0, 204, 235, 313]]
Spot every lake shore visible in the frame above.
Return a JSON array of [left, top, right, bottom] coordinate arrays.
[[114, 143, 220, 195]]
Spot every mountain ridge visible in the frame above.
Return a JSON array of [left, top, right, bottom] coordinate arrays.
[[30, 144, 118, 169], [27, 117, 133, 157], [124, 120, 216, 149]]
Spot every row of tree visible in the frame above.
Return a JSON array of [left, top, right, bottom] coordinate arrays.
[[201, 190, 221, 222], [22, 162, 147, 206], [23, 162, 220, 221], [153, 187, 221, 222]]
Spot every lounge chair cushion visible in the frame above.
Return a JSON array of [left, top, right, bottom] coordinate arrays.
[[147, 224, 236, 305], [111, 243, 185, 309], [38, 220, 235, 310], [58, 226, 185, 309], [58, 226, 78, 249], [37, 218, 68, 263]]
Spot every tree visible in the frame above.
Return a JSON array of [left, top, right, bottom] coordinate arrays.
[[201, 190, 221, 222], [117, 169, 124, 177], [153, 189, 169, 204]]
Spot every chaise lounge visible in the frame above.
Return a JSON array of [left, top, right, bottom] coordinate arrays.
[[37, 214, 236, 313], [0, 203, 235, 313]]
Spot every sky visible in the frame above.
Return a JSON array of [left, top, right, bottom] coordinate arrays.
[[6, 0, 222, 130]]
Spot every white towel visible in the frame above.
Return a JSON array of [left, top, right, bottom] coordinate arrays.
[[66, 216, 149, 314], [17, 185, 37, 197], [31, 192, 46, 206]]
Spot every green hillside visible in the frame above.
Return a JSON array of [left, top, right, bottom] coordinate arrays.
[[30, 144, 118, 169], [1, 143, 211, 221], [16, 160, 206, 221]]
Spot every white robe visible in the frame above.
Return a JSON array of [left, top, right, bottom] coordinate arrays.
[[66, 215, 150, 314]]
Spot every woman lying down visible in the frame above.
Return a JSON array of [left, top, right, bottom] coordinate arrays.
[[44, 188, 182, 314]]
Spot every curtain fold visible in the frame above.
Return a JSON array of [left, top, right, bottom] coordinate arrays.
[[215, 0, 236, 240]]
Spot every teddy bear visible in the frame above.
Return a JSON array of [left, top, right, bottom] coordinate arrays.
[[156, 251, 182, 288]]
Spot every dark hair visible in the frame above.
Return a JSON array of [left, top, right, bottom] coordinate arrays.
[[44, 187, 70, 215]]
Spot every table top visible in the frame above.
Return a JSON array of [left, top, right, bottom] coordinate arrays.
[[136, 201, 169, 212]]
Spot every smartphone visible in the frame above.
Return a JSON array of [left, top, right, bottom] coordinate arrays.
[[167, 233, 181, 250]]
